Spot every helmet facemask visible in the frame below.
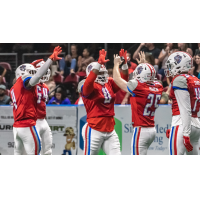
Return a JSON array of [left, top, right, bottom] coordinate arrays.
[[40, 69, 51, 83], [15, 64, 37, 80], [86, 62, 108, 85]]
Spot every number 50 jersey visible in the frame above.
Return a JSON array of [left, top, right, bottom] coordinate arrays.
[[35, 83, 49, 119], [127, 79, 163, 127]]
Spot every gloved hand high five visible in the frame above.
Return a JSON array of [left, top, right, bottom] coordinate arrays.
[[119, 49, 127, 64], [49, 46, 62, 61], [98, 49, 109, 65], [183, 136, 193, 152]]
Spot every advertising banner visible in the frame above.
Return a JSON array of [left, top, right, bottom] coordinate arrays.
[[0, 106, 77, 155], [77, 105, 173, 155]]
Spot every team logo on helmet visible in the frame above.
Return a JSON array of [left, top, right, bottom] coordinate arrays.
[[20, 65, 26, 71], [88, 65, 93, 73], [174, 55, 182, 64], [137, 65, 143, 74]]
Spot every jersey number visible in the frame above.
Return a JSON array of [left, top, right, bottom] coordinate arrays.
[[37, 86, 48, 103], [193, 88, 200, 112], [102, 87, 112, 104], [143, 94, 161, 116], [10, 89, 17, 110]]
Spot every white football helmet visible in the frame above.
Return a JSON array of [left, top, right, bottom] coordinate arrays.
[[35, 60, 51, 83], [165, 51, 193, 77], [133, 63, 156, 82], [15, 64, 37, 80], [86, 62, 108, 85]]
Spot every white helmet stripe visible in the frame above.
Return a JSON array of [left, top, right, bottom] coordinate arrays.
[[146, 63, 152, 76]]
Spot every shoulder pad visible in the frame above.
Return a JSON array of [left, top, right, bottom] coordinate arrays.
[[127, 79, 138, 91], [78, 79, 86, 93], [173, 75, 187, 89]]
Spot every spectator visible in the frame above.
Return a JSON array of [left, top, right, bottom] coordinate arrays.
[[158, 43, 177, 70], [59, 44, 81, 78], [178, 43, 193, 56], [48, 87, 71, 105], [191, 50, 200, 77], [127, 52, 137, 73], [0, 84, 11, 105], [0, 68, 7, 84], [133, 43, 161, 65], [145, 53, 158, 73], [76, 65, 87, 82], [77, 48, 94, 72], [45, 76, 57, 99]]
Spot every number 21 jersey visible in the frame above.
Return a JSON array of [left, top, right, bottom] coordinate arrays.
[[127, 79, 163, 127]]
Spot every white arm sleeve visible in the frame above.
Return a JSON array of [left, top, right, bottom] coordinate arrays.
[[29, 58, 52, 86], [126, 79, 138, 96], [174, 89, 191, 137]]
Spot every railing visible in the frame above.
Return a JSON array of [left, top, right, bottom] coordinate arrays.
[[22, 52, 66, 63], [0, 53, 18, 70]]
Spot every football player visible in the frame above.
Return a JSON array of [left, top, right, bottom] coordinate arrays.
[[10, 46, 62, 155], [113, 55, 165, 155], [31, 59, 52, 155], [165, 51, 200, 155], [78, 49, 128, 155]]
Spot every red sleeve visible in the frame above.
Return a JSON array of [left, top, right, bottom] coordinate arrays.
[[111, 72, 129, 93], [82, 71, 97, 96]]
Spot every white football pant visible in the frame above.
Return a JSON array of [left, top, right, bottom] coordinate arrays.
[[36, 119, 52, 155], [169, 125, 200, 155], [82, 123, 121, 155], [131, 127, 156, 155], [13, 126, 41, 155]]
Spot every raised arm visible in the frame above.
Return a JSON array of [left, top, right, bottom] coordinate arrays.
[[78, 49, 109, 97], [132, 43, 145, 60], [25, 46, 62, 89], [113, 54, 129, 93]]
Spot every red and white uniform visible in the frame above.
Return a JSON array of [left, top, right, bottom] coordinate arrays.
[[10, 76, 41, 155], [169, 74, 200, 155], [35, 83, 52, 155], [79, 71, 128, 155], [127, 79, 163, 155]]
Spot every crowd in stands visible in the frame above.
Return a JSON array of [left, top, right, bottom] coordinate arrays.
[[0, 43, 200, 105]]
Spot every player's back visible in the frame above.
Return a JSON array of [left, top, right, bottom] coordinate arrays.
[[10, 77, 37, 127], [36, 83, 49, 119], [128, 80, 163, 127], [170, 74, 200, 117]]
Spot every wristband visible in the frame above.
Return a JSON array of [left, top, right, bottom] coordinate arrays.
[[122, 63, 128, 70], [92, 62, 101, 71]]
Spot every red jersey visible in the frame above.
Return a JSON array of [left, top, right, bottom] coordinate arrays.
[[170, 74, 200, 117], [127, 80, 163, 127], [82, 78, 119, 132], [79, 71, 128, 132], [36, 83, 49, 119], [10, 77, 37, 127]]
